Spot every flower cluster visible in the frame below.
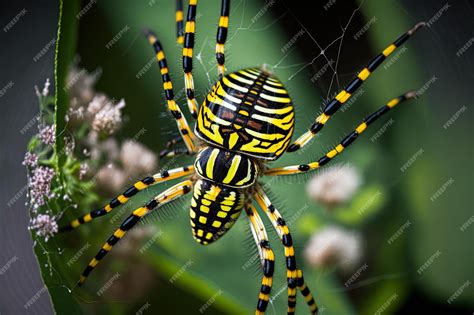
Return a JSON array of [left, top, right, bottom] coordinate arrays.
[[29, 214, 58, 242], [27, 166, 56, 210]]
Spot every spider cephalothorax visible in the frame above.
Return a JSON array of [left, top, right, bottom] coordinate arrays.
[[60, 1, 425, 314]]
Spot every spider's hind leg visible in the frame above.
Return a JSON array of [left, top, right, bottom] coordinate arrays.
[[246, 202, 275, 314], [254, 186, 318, 314]]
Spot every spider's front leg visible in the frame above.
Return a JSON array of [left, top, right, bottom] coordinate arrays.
[[77, 180, 193, 286], [254, 187, 318, 315], [144, 30, 196, 153], [215, 0, 230, 78], [287, 22, 425, 153], [245, 202, 275, 315], [182, 0, 199, 118], [265, 91, 416, 176], [59, 165, 194, 231]]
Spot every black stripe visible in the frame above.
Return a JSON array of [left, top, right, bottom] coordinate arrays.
[[95, 249, 108, 260], [318, 156, 331, 166], [365, 106, 390, 125], [341, 131, 358, 147], [345, 77, 363, 94], [260, 285, 271, 294], [282, 234, 293, 247], [323, 99, 340, 115], [367, 54, 385, 72], [121, 215, 140, 230], [123, 186, 138, 198], [286, 256, 297, 270], [82, 265, 93, 276], [263, 259, 274, 276], [91, 208, 106, 218], [142, 176, 154, 185], [107, 235, 120, 246], [110, 198, 121, 208], [393, 32, 409, 47]]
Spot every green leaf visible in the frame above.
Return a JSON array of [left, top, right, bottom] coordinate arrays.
[[30, 1, 83, 314]]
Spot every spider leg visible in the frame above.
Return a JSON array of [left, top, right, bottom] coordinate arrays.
[[59, 166, 194, 232], [216, 0, 230, 78], [287, 22, 425, 153], [165, 134, 184, 148], [254, 187, 318, 315], [143, 30, 196, 153], [265, 91, 416, 176], [246, 202, 275, 315], [175, 0, 185, 44], [159, 147, 190, 159], [182, 0, 199, 118], [77, 180, 193, 286]]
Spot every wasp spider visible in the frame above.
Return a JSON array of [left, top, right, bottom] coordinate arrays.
[[60, 1, 425, 313]]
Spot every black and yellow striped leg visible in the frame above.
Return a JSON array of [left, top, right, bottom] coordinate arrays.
[[59, 166, 194, 232], [77, 180, 193, 286], [296, 269, 318, 314], [144, 30, 196, 153], [254, 187, 318, 315], [246, 203, 275, 315], [165, 134, 184, 149], [287, 22, 426, 152], [216, 0, 230, 78], [265, 91, 417, 176], [159, 147, 190, 159], [176, 0, 184, 44], [182, 0, 199, 118]]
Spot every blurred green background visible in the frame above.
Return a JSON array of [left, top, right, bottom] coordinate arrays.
[[38, 0, 473, 314]]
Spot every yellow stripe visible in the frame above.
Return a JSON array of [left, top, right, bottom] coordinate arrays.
[[117, 195, 128, 203], [383, 44, 396, 56], [104, 204, 112, 212], [336, 90, 351, 103], [206, 149, 219, 179], [317, 113, 330, 124], [133, 207, 148, 217], [83, 214, 92, 222], [387, 98, 399, 108], [135, 181, 148, 190], [114, 229, 126, 238], [358, 68, 371, 81], [355, 123, 367, 133], [89, 258, 98, 268], [71, 219, 80, 228], [176, 11, 183, 21], [103, 243, 112, 251], [219, 16, 229, 27], [222, 155, 241, 184], [156, 51, 165, 61]]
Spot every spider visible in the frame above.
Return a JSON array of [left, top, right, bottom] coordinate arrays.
[[59, 1, 426, 314]]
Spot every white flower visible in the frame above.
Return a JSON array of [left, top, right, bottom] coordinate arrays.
[[304, 225, 362, 272], [29, 214, 58, 242], [120, 140, 158, 176], [96, 164, 127, 193], [38, 124, 56, 146], [66, 64, 100, 107], [22, 152, 38, 168], [306, 164, 361, 208], [28, 166, 56, 209], [42, 78, 50, 97], [89, 96, 125, 135]]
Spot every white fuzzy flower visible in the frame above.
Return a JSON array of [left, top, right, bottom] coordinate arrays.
[[90, 96, 125, 135], [96, 164, 127, 193], [306, 164, 361, 208], [304, 225, 362, 272], [42, 78, 50, 97], [120, 140, 158, 176], [38, 124, 56, 146], [66, 64, 100, 107], [29, 214, 58, 242], [22, 152, 38, 168]]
